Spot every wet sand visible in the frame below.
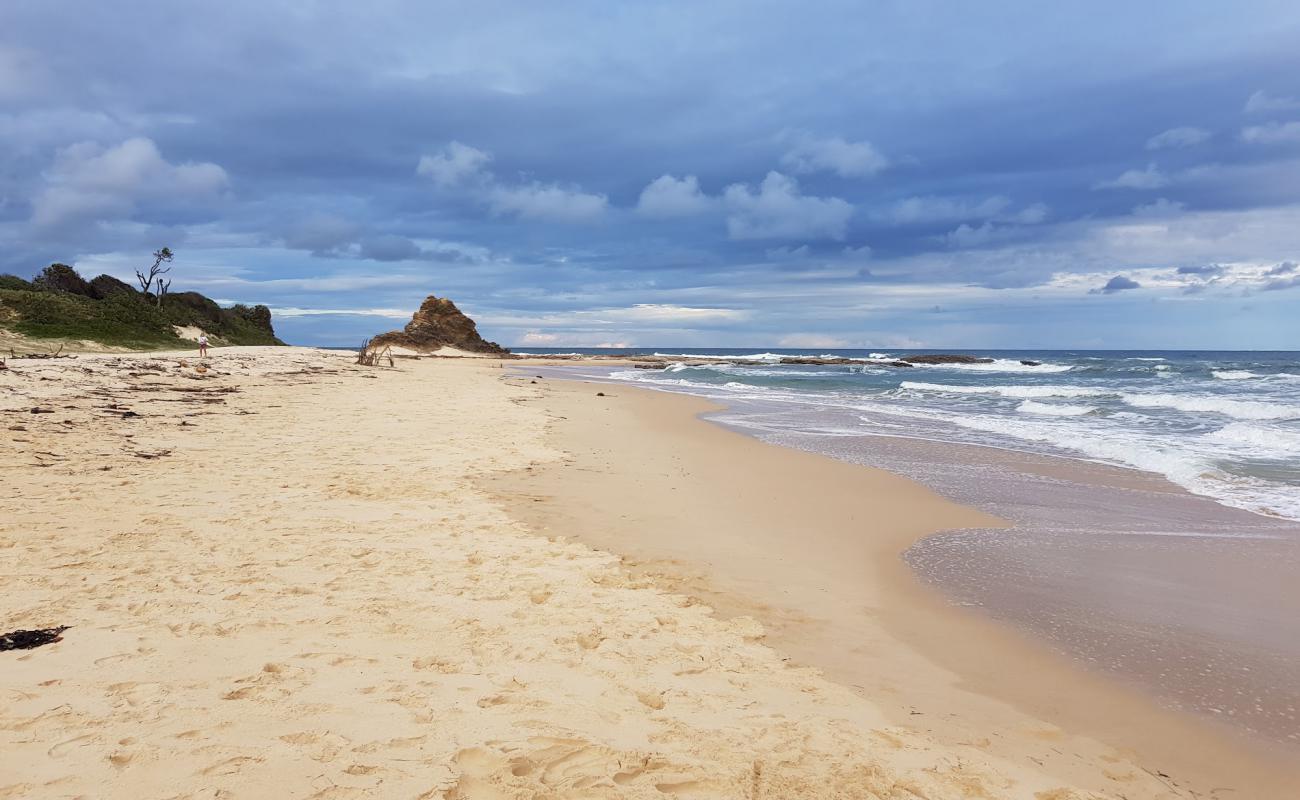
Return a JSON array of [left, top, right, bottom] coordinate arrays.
[[717, 412, 1300, 747], [492, 370, 1300, 798]]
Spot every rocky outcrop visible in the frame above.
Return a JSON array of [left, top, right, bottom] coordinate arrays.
[[899, 354, 994, 365], [527, 353, 1012, 369], [371, 295, 509, 355]]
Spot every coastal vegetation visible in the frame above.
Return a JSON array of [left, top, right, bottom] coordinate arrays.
[[0, 256, 282, 350]]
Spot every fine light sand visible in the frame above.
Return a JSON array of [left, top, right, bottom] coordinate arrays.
[[0, 348, 1281, 798]]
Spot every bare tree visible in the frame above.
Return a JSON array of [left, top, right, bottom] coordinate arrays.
[[156, 276, 172, 306], [136, 247, 174, 296]]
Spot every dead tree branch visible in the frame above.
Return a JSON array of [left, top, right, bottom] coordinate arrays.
[[135, 247, 174, 295]]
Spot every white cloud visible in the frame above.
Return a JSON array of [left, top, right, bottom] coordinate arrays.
[[488, 182, 607, 221], [879, 195, 1046, 226], [511, 331, 633, 348], [31, 137, 228, 227], [1047, 258, 1300, 296], [882, 195, 1005, 224], [723, 171, 853, 241], [1093, 162, 1169, 190], [1010, 202, 1049, 224], [944, 222, 998, 247], [610, 304, 747, 322], [780, 134, 889, 178], [416, 141, 605, 221], [636, 174, 713, 217], [415, 141, 491, 187], [1244, 90, 1300, 114], [1145, 126, 1210, 150], [1240, 121, 1300, 144], [266, 306, 414, 318], [482, 304, 748, 329], [777, 333, 851, 348], [1132, 198, 1186, 217]]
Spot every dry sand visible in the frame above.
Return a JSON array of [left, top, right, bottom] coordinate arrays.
[[0, 348, 1273, 798]]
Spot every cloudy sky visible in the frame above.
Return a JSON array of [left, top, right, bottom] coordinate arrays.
[[3, 1, 1299, 349]]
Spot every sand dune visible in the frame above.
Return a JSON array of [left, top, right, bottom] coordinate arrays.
[[3, 348, 1181, 798]]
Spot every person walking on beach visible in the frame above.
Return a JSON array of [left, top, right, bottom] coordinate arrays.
[[198, 333, 209, 358]]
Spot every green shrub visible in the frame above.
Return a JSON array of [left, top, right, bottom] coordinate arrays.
[[32, 263, 92, 296], [0, 266, 283, 349], [88, 274, 137, 299], [0, 274, 34, 291]]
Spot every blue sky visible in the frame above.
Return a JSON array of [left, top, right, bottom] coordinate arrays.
[[2, 1, 1299, 349]]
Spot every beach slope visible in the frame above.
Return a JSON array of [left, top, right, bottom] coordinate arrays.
[[2, 350, 1198, 798]]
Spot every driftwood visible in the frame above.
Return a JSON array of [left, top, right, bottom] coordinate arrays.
[[8, 345, 74, 360], [355, 338, 394, 368], [1, 626, 69, 652]]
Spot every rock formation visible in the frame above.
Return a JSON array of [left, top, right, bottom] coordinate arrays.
[[371, 295, 509, 355]]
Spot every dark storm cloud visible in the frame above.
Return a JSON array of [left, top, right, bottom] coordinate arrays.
[[1092, 275, 1142, 294]]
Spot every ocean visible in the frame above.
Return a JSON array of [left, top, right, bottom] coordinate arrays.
[[519, 348, 1300, 744], [522, 348, 1300, 521]]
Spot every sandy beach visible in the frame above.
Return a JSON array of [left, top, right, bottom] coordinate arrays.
[[1, 349, 1291, 798], [494, 369, 1300, 798]]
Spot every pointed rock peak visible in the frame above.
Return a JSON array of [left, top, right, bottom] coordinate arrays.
[[371, 294, 509, 355]]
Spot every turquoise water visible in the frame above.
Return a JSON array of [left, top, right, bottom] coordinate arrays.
[[519, 349, 1300, 521]]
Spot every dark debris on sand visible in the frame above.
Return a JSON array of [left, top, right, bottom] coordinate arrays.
[[1, 626, 70, 651]]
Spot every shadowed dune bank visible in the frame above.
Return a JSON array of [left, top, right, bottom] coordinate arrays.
[[2, 350, 1289, 798]]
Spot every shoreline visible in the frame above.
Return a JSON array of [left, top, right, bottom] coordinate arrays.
[[490, 368, 1299, 796], [3, 347, 1290, 798]]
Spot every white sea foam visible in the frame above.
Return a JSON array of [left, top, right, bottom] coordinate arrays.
[[918, 358, 1073, 373], [942, 412, 1300, 519], [599, 356, 1300, 521], [1121, 393, 1300, 421], [1126, 357, 1167, 361], [1016, 400, 1097, 416], [1204, 422, 1300, 456], [900, 381, 1111, 398]]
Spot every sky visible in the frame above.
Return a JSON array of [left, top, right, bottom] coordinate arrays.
[[3, 1, 1299, 349]]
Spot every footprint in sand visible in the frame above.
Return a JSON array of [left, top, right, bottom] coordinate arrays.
[[442, 739, 703, 798], [47, 733, 100, 758], [199, 754, 264, 776], [93, 652, 137, 667]]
